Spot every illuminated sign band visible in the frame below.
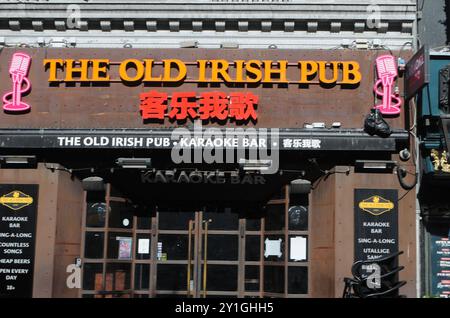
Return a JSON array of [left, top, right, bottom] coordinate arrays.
[[43, 59, 362, 85]]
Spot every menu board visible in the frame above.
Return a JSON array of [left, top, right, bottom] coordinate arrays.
[[429, 231, 450, 298], [354, 189, 398, 262], [0, 184, 38, 298]]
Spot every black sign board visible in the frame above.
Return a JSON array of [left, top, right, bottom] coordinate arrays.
[[0, 184, 38, 298], [354, 189, 398, 262], [405, 46, 429, 101]]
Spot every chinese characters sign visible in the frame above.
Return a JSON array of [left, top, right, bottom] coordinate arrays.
[[139, 91, 258, 122]]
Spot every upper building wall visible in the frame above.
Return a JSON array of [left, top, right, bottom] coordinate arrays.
[[0, 0, 416, 50]]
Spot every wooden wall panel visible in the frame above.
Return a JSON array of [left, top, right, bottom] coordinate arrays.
[[53, 170, 83, 298]]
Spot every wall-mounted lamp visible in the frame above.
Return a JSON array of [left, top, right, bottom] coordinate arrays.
[[116, 157, 152, 169], [82, 176, 105, 192], [290, 179, 311, 194], [239, 159, 272, 173], [354, 160, 397, 174], [0, 155, 37, 169]]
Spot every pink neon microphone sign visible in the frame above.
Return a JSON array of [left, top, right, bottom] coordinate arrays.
[[2, 52, 32, 113], [373, 55, 402, 116]]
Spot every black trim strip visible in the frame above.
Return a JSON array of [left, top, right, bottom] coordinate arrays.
[[0, 128, 408, 152]]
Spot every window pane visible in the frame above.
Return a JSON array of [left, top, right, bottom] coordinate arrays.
[[157, 264, 187, 291], [288, 206, 308, 231], [83, 263, 103, 290], [245, 235, 260, 261], [270, 186, 286, 200], [288, 267, 308, 294], [245, 266, 260, 292], [134, 264, 150, 290], [84, 232, 104, 259], [264, 266, 284, 293], [205, 265, 237, 291], [109, 201, 134, 229], [204, 208, 239, 230], [136, 234, 151, 260], [158, 234, 188, 260], [137, 216, 151, 229], [86, 202, 107, 227], [207, 235, 238, 261], [105, 263, 131, 291], [158, 210, 194, 230], [246, 215, 261, 231], [264, 204, 285, 231], [107, 232, 133, 260]]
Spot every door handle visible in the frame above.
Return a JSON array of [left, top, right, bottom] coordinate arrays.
[[187, 220, 194, 297], [202, 219, 212, 298]]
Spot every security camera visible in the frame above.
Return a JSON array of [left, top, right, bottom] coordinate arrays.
[[399, 148, 411, 161]]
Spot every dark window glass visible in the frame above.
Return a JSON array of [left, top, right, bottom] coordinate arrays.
[[134, 294, 149, 298], [86, 202, 107, 227], [158, 234, 188, 260], [288, 206, 308, 231], [288, 267, 308, 294], [82, 294, 95, 298], [83, 263, 103, 290], [109, 201, 134, 229], [205, 265, 237, 291], [105, 263, 132, 291], [207, 235, 238, 261], [134, 264, 150, 290], [264, 235, 284, 261], [135, 234, 151, 260], [246, 216, 261, 231], [245, 235, 260, 261], [158, 210, 194, 230], [204, 208, 239, 230], [84, 232, 104, 259], [288, 235, 308, 262], [107, 232, 133, 260], [270, 186, 286, 200], [137, 216, 151, 230], [245, 266, 260, 291], [157, 264, 187, 291], [264, 266, 284, 293], [264, 204, 285, 231]]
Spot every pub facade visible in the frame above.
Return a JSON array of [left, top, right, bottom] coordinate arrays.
[[0, 1, 419, 298]]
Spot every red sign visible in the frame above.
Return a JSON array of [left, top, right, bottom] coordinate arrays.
[[139, 91, 258, 122]]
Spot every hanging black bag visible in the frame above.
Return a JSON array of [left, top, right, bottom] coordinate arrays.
[[364, 108, 392, 137]]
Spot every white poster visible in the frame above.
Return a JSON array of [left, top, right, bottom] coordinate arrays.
[[138, 238, 150, 254], [290, 236, 307, 261], [264, 238, 283, 258]]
